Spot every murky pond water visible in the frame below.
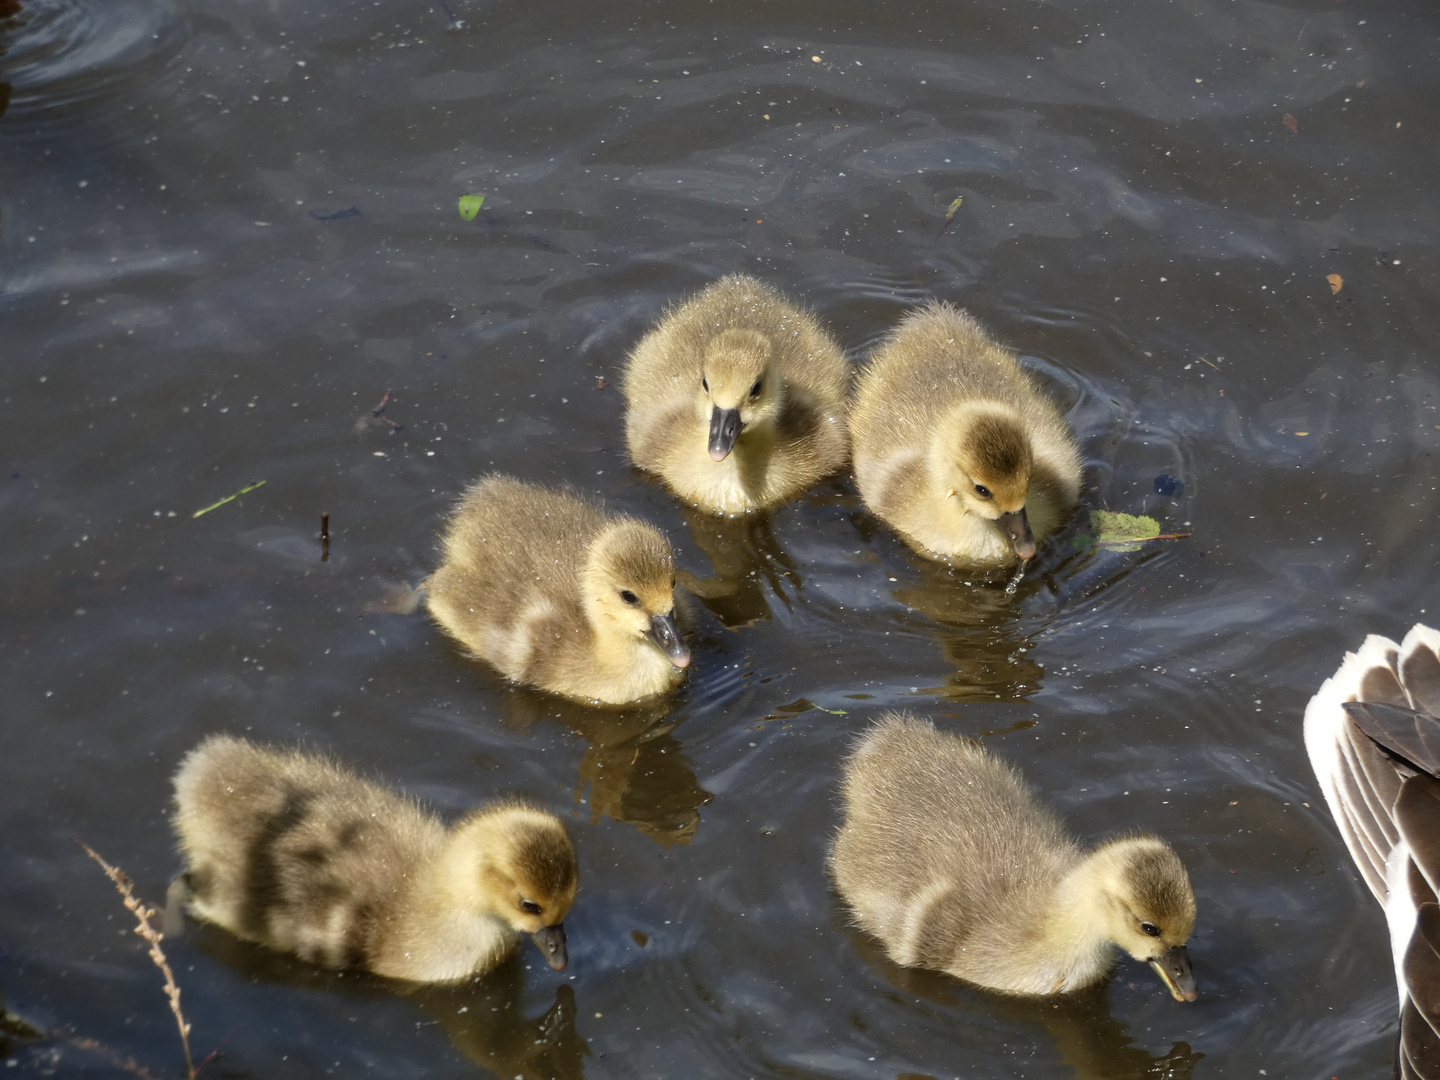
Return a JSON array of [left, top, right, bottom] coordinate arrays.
[[3, 0, 1439, 1076]]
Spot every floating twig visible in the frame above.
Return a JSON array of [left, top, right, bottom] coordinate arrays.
[[321, 512, 330, 562], [192, 481, 265, 519], [77, 842, 195, 1080], [372, 390, 402, 431], [308, 206, 359, 222]]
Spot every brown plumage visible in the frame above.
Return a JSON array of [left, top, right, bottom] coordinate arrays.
[[623, 275, 850, 514], [832, 712, 1197, 1000], [425, 475, 690, 705], [850, 303, 1081, 566], [172, 734, 577, 983]]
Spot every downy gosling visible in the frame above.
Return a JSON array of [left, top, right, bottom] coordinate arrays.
[[623, 274, 850, 514], [832, 712, 1197, 1001], [426, 475, 690, 705], [172, 734, 577, 983], [850, 303, 1081, 566]]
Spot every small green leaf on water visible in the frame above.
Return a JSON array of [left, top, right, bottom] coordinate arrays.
[[945, 196, 964, 222], [1090, 509, 1162, 552], [457, 194, 485, 221], [813, 705, 848, 716]]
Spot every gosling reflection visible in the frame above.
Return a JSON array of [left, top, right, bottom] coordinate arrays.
[[497, 685, 713, 848], [416, 955, 589, 1080], [674, 503, 799, 628], [844, 927, 1202, 1080], [183, 924, 590, 1080], [892, 557, 1044, 702]]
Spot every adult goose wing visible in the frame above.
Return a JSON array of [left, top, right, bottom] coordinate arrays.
[[1304, 625, 1440, 1080]]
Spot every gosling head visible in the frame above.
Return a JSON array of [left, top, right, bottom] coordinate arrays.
[[466, 806, 579, 971], [1092, 835, 1198, 1002], [699, 328, 783, 461], [943, 407, 1036, 559], [583, 519, 690, 669]]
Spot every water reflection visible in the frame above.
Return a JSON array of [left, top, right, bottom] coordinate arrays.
[[675, 504, 799, 629], [846, 926, 1202, 1080], [185, 924, 589, 1080], [496, 686, 713, 848], [417, 961, 589, 1080], [892, 557, 1045, 702]]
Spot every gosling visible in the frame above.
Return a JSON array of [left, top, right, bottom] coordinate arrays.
[[623, 275, 850, 514], [426, 475, 690, 705], [172, 734, 577, 983], [832, 712, 1197, 1001], [850, 303, 1081, 566]]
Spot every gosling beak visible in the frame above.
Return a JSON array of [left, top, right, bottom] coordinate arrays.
[[643, 612, 691, 668], [531, 923, 568, 971], [1148, 944, 1197, 1002], [996, 508, 1036, 560], [708, 406, 742, 462]]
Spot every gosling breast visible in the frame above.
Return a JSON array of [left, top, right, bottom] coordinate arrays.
[[172, 734, 577, 983], [832, 712, 1196, 1000], [426, 474, 690, 705], [850, 303, 1081, 566], [623, 274, 850, 514]]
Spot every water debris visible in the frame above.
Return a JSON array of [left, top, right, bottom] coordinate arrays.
[[192, 480, 265, 519], [1326, 273, 1343, 294], [940, 196, 964, 234], [372, 389, 402, 430], [1072, 510, 1192, 553], [309, 206, 359, 222], [458, 194, 485, 221], [1154, 474, 1184, 498], [321, 512, 330, 562], [434, 0, 465, 29], [1283, 113, 1299, 134]]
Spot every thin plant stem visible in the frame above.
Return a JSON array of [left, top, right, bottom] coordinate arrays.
[[78, 842, 195, 1080]]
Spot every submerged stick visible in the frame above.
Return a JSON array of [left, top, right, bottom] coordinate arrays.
[[192, 481, 265, 519]]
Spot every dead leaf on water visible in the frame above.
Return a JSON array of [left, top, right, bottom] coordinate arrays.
[[1326, 273, 1343, 294], [1283, 113, 1299, 134]]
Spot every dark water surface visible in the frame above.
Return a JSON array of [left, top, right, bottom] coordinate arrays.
[[3, 0, 1439, 1076]]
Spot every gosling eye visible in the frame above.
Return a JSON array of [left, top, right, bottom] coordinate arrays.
[[619, 589, 640, 606], [702, 376, 710, 394], [973, 483, 993, 499], [520, 900, 542, 915], [1140, 921, 1161, 937], [749, 379, 763, 398]]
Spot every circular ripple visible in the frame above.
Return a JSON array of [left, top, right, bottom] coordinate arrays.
[[0, 0, 183, 126]]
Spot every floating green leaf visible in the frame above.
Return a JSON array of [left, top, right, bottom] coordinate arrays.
[[457, 194, 485, 221], [192, 480, 266, 519], [1090, 510, 1161, 552], [1072, 510, 1193, 553]]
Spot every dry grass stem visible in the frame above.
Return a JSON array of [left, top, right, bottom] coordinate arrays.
[[78, 841, 195, 1080]]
